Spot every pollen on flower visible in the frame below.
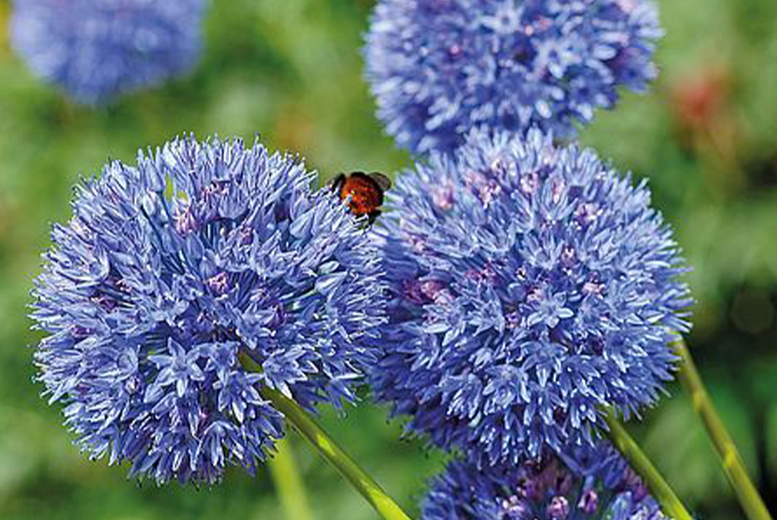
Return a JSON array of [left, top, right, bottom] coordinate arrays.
[[432, 183, 456, 211], [206, 272, 230, 295], [547, 496, 570, 519], [175, 202, 198, 235]]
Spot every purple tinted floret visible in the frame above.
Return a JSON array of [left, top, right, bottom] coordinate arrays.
[[11, 0, 207, 104], [421, 442, 671, 520], [32, 136, 386, 483], [372, 129, 691, 465], [364, 0, 662, 154]]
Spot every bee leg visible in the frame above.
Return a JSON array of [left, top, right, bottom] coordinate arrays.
[[367, 210, 382, 224]]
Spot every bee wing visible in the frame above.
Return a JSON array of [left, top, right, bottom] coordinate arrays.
[[368, 172, 392, 191], [329, 173, 347, 192]]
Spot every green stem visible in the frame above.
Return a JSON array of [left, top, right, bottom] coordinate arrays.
[[240, 349, 412, 520], [269, 437, 315, 520], [675, 341, 774, 520], [263, 387, 413, 520], [603, 408, 694, 520]]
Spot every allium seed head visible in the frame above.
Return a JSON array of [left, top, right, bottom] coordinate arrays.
[[372, 129, 691, 465], [32, 136, 386, 484], [364, 0, 662, 154]]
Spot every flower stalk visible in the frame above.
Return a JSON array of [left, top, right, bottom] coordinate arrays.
[[675, 341, 773, 520], [263, 388, 413, 520], [269, 438, 315, 520], [603, 408, 694, 520], [239, 352, 412, 520]]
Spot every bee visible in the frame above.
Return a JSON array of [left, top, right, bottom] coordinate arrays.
[[331, 171, 391, 223]]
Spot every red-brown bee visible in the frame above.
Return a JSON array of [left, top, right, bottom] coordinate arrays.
[[331, 171, 391, 223]]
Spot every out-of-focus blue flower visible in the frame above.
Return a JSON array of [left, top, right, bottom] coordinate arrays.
[[421, 442, 670, 520], [372, 129, 691, 466], [32, 136, 386, 484], [11, 0, 207, 104], [364, 0, 662, 154]]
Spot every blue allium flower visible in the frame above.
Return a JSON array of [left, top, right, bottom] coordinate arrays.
[[11, 0, 207, 104], [372, 129, 691, 466], [364, 0, 662, 154], [32, 136, 386, 483], [422, 442, 671, 519]]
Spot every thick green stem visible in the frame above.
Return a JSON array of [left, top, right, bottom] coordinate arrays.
[[263, 387, 413, 520], [603, 409, 694, 520], [241, 348, 412, 520], [675, 341, 774, 520], [269, 437, 315, 520]]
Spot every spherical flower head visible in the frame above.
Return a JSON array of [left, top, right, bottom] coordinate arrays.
[[373, 129, 691, 465], [364, 0, 662, 154], [421, 442, 671, 520], [31, 136, 386, 484], [11, 0, 207, 104]]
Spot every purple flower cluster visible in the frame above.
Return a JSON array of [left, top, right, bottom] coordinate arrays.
[[31, 136, 385, 483], [422, 442, 669, 520], [11, 0, 207, 104], [372, 129, 691, 466], [364, 0, 662, 154]]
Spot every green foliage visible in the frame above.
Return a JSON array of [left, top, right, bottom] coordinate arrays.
[[0, 0, 775, 518]]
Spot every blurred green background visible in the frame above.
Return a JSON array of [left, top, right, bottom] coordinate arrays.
[[0, 0, 776, 518]]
